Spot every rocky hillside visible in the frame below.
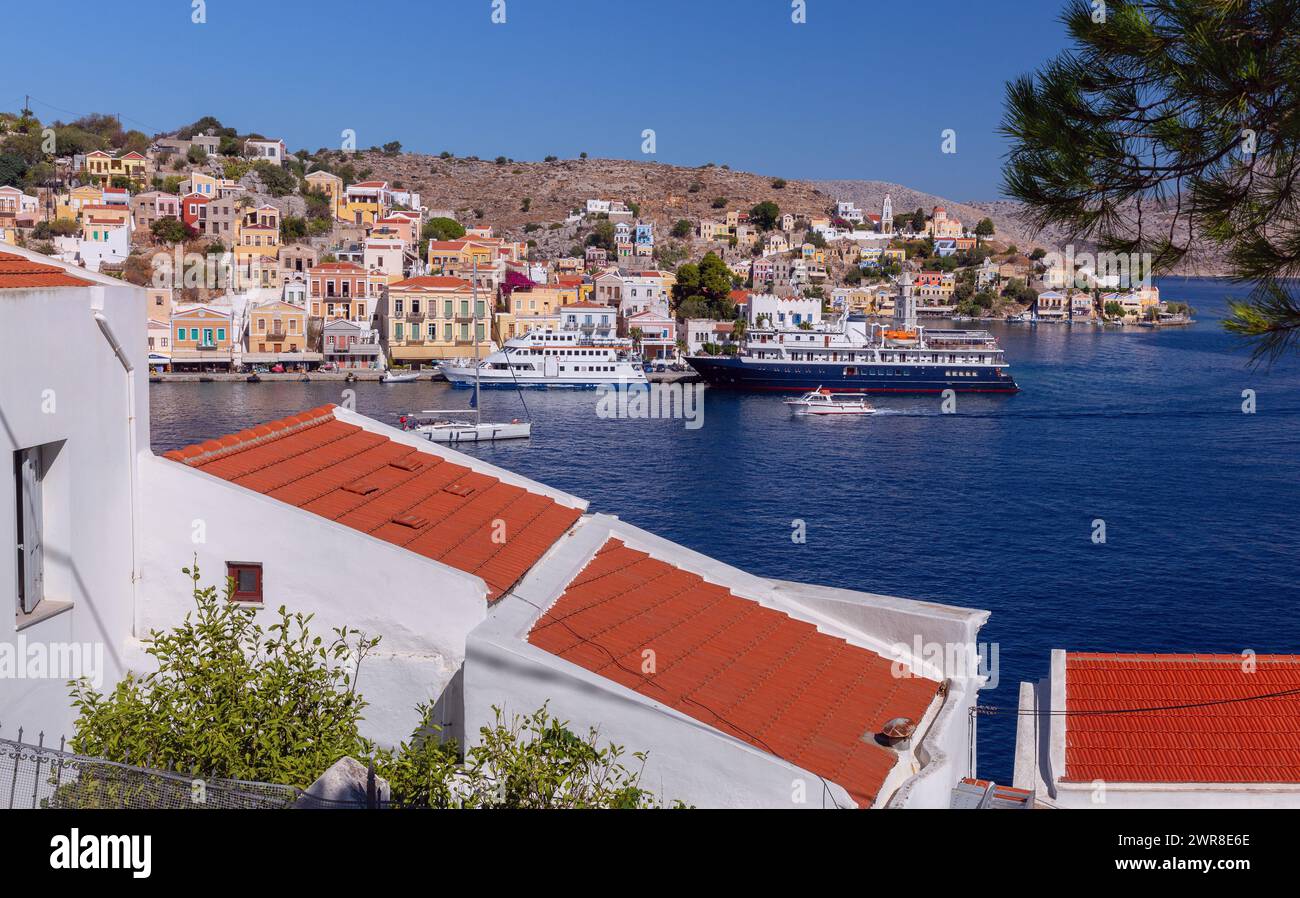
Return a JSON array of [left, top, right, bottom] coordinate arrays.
[[351, 150, 1229, 274], [357, 151, 826, 251]]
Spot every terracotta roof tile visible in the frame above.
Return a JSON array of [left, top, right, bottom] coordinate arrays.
[[163, 407, 581, 599], [528, 538, 941, 807], [0, 252, 93, 289], [1063, 652, 1300, 784]]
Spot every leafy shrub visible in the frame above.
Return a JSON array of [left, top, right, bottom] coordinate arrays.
[[69, 562, 378, 788], [67, 564, 680, 808]]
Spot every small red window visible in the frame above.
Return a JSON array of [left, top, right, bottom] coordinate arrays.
[[227, 562, 263, 603]]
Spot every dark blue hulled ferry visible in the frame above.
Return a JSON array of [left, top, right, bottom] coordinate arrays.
[[688, 273, 1019, 394]]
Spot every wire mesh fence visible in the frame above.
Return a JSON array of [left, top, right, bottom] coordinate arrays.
[[0, 727, 302, 810]]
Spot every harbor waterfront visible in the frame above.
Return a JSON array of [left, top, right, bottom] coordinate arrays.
[[149, 278, 1300, 783]]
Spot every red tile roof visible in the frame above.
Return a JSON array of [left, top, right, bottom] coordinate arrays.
[[528, 538, 941, 807], [1064, 652, 1300, 784], [0, 252, 93, 289], [391, 275, 472, 291], [163, 406, 582, 600], [310, 261, 365, 273]]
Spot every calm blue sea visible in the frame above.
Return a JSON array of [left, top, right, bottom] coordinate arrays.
[[150, 277, 1300, 782]]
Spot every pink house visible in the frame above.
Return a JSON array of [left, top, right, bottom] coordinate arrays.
[[626, 308, 677, 360]]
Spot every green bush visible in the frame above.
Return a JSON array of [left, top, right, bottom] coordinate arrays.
[[69, 562, 378, 788], [67, 563, 679, 808]]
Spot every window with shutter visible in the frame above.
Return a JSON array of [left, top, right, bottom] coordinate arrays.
[[227, 562, 263, 603], [14, 448, 44, 614]]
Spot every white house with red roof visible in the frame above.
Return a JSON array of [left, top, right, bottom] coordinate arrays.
[[0, 244, 993, 806], [1013, 650, 1300, 808]]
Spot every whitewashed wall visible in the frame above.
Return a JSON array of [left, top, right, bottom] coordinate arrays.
[[135, 455, 489, 747], [0, 273, 148, 742]]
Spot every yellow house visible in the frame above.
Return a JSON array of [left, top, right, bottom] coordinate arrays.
[[426, 237, 510, 275], [182, 172, 220, 200], [80, 204, 131, 241], [341, 180, 389, 226], [170, 304, 234, 370], [508, 286, 573, 336], [697, 220, 727, 241], [247, 301, 308, 353], [57, 185, 104, 221], [386, 275, 492, 367], [83, 150, 149, 186], [233, 204, 282, 288], [305, 170, 345, 218]]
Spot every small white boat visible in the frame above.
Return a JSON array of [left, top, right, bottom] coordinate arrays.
[[382, 370, 421, 384], [785, 387, 875, 416], [417, 419, 532, 444], [399, 411, 531, 444], [398, 262, 532, 444]]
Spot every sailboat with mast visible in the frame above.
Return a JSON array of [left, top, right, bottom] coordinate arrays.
[[401, 261, 532, 444]]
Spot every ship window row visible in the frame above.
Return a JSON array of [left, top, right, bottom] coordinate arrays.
[[523, 348, 610, 357], [945, 370, 981, 377]]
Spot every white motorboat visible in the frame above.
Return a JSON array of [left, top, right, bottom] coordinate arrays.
[[785, 387, 875, 416], [382, 370, 421, 383]]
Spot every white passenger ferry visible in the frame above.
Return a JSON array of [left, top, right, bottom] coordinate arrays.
[[442, 328, 648, 389]]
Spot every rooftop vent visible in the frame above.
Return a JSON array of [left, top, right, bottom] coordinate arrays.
[[877, 717, 917, 748], [342, 480, 380, 496], [391, 512, 428, 529]]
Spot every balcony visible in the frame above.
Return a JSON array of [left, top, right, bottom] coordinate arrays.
[[267, 329, 287, 341]]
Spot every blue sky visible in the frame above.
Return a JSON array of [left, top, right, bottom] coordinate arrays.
[[4, 0, 1071, 200]]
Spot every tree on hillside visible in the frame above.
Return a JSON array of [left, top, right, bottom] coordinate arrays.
[[176, 116, 235, 140], [586, 220, 616, 252], [974, 218, 995, 244], [253, 161, 297, 197], [1002, 0, 1300, 363], [280, 216, 308, 243], [671, 219, 692, 239], [150, 216, 197, 244], [749, 200, 781, 231], [422, 217, 466, 242], [672, 252, 735, 318]]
